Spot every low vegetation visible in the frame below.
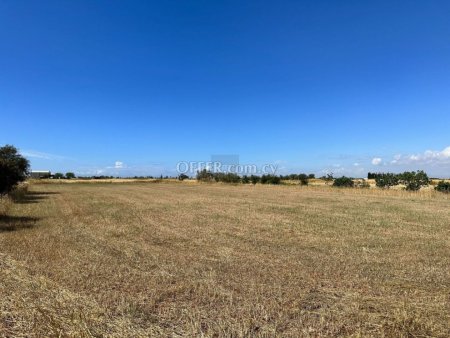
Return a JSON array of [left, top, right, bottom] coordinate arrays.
[[197, 170, 314, 185], [178, 173, 189, 181], [332, 176, 354, 187], [371, 170, 430, 191], [195, 170, 435, 192], [399, 170, 430, 191], [374, 173, 399, 189], [435, 180, 450, 193]]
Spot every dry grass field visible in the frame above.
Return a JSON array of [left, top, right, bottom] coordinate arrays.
[[1, 182, 449, 337]]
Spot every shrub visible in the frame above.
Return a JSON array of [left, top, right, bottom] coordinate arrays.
[[213, 172, 241, 183], [260, 175, 281, 185], [0, 145, 30, 195], [178, 173, 189, 181], [224, 173, 241, 183], [66, 172, 76, 179], [298, 174, 309, 186], [435, 181, 450, 193], [333, 176, 354, 187], [53, 173, 65, 179], [196, 169, 214, 182], [279, 173, 312, 184], [241, 175, 250, 184], [250, 175, 260, 185], [399, 170, 429, 191], [375, 173, 399, 189]]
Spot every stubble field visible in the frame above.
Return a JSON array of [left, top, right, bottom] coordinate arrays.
[[1, 182, 449, 337]]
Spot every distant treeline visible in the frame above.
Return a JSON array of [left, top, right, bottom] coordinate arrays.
[[368, 170, 432, 191], [77, 175, 178, 180], [195, 169, 449, 193], [196, 170, 315, 185]]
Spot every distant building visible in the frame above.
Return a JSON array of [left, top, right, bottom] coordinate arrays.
[[30, 170, 51, 179]]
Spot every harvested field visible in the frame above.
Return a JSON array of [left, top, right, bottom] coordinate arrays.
[[1, 182, 449, 337]]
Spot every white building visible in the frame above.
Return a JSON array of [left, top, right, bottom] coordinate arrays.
[[30, 170, 51, 179]]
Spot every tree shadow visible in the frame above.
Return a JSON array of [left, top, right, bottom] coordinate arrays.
[[0, 215, 40, 232], [13, 191, 60, 204], [13, 195, 46, 204]]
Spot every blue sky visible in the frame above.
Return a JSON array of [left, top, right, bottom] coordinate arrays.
[[1, 0, 450, 177]]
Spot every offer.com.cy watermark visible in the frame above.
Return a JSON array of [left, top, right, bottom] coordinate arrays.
[[176, 155, 278, 175]]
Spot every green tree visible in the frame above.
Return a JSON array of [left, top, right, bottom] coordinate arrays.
[[333, 176, 354, 187], [0, 145, 30, 195], [196, 169, 214, 182], [66, 172, 76, 179], [250, 175, 260, 185], [178, 173, 189, 181], [399, 170, 429, 191], [298, 174, 309, 186], [435, 181, 450, 193], [222, 173, 241, 183], [53, 172, 65, 179], [375, 173, 399, 189], [260, 174, 281, 185]]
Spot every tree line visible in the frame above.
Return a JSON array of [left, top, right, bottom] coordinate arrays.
[[196, 169, 316, 185], [195, 168, 450, 193], [1, 144, 449, 194], [367, 170, 430, 191]]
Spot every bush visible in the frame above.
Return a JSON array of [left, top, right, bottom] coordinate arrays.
[[196, 170, 241, 183], [225, 173, 241, 183], [53, 173, 65, 179], [213, 172, 241, 183], [298, 174, 309, 186], [279, 173, 313, 184], [178, 174, 189, 181], [0, 145, 30, 195], [250, 175, 260, 185], [375, 173, 399, 189], [333, 176, 354, 187], [241, 175, 250, 184], [399, 170, 429, 191], [196, 169, 214, 182], [66, 172, 76, 179], [260, 175, 281, 185], [435, 181, 450, 193]]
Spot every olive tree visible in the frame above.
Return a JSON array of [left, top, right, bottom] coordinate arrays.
[[0, 145, 30, 195], [399, 170, 429, 191], [375, 173, 399, 189], [66, 172, 76, 179]]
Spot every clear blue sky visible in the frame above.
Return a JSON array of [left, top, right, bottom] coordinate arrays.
[[1, 0, 450, 177]]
